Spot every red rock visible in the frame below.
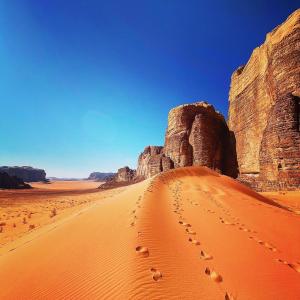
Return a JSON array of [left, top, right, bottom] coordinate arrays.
[[228, 9, 300, 191]]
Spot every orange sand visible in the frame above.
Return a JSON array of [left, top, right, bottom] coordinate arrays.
[[0, 167, 299, 299]]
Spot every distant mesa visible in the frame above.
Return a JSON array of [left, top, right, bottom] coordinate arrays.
[[0, 172, 31, 189], [0, 166, 46, 182], [87, 172, 116, 181]]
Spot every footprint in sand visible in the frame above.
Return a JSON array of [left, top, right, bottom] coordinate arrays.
[[219, 217, 234, 226], [256, 239, 277, 251], [179, 221, 191, 227], [135, 246, 149, 257], [288, 263, 300, 273], [200, 250, 213, 260], [225, 292, 235, 300], [150, 268, 162, 281], [188, 237, 200, 245], [186, 228, 196, 235], [276, 259, 300, 273], [205, 267, 223, 282]]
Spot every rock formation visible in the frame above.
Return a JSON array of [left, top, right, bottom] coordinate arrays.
[[115, 166, 136, 182], [0, 172, 32, 189], [88, 172, 116, 181], [0, 166, 46, 182], [228, 9, 300, 191], [136, 146, 173, 179], [164, 101, 237, 177], [136, 102, 237, 179], [99, 166, 138, 190]]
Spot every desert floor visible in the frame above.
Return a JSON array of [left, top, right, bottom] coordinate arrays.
[[0, 167, 299, 299]]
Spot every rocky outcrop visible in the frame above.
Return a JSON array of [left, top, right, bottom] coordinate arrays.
[[164, 102, 237, 177], [136, 102, 237, 179], [88, 172, 116, 181], [228, 9, 300, 191], [0, 172, 32, 189], [0, 166, 46, 182], [115, 166, 136, 182], [136, 146, 173, 179], [99, 166, 139, 190]]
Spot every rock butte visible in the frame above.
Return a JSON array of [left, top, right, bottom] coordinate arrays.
[[136, 101, 238, 181]]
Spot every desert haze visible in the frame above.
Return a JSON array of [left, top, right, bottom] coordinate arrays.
[[0, 167, 299, 299]]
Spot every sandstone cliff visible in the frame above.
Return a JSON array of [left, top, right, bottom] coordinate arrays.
[[136, 146, 173, 179], [228, 9, 300, 191], [115, 166, 136, 182], [0, 166, 46, 182], [164, 101, 237, 176], [136, 102, 237, 179]]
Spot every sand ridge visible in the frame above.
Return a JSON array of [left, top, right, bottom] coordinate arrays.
[[0, 167, 299, 299]]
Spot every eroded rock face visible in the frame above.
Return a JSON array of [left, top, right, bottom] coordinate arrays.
[[228, 9, 300, 191], [164, 102, 237, 176], [88, 172, 115, 181], [0, 166, 46, 182], [136, 146, 173, 179], [115, 166, 136, 182], [136, 102, 237, 179]]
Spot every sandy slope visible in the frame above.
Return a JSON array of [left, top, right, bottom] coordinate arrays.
[[0, 167, 299, 299]]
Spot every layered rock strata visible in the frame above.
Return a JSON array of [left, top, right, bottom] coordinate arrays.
[[228, 9, 300, 191]]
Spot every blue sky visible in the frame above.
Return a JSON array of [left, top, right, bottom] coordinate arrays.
[[0, 1, 298, 177]]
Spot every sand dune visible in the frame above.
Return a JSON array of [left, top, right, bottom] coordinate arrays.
[[0, 167, 299, 299]]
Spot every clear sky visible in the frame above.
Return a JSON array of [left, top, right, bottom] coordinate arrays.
[[0, 1, 298, 178]]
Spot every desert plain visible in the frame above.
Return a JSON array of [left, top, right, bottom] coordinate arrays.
[[0, 167, 299, 299]]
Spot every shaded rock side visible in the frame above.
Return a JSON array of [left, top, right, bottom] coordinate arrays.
[[164, 101, 237, 177], [0, 172, 32, 189], [0, 166, 46, 182], [136, 146, 174, 179], [228, 9, 300, 191], [88, 172, 116, 181]]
